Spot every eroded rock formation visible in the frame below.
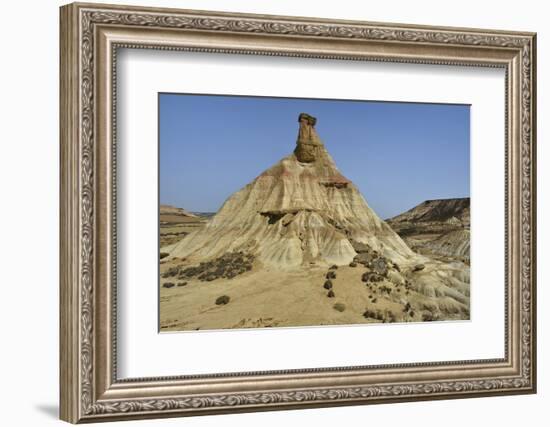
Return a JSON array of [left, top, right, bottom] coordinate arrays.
[[294, 113, 323, 163], [167, 113, 415, 268], [387, 198, 470, 260]]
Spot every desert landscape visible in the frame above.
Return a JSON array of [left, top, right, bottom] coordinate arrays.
[[159, 204, 211, 248], [386, 197, 470, 263], [159, 112, 470, 332]]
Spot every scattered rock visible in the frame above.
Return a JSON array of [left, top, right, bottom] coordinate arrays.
[[326, 271, 336, 279], [333, 303, 346, 312], [363, 309, 374, 319], [350, 240, 372, 254], [327, 290, 335, 298], [413, 264, 425, 272], [163, 282, 175, 288], [372, 257, 388, 276], [363, 309, 384, 321], [162, 267, 180, 278], [160, 252, 169, 259], [323, 280, 333, 290], [361, 272, 383, 283], [329, 265, 338, 270], [215, 295, 230, 305], [379, 285, 392, 295], [349, 262, 357, 267], [354, 252, 376, 267], [177, 281, 188, 287]]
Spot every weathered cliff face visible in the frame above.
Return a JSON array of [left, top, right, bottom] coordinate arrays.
[[387, 198, 470, 260], [167, 113, 416, 268], [388, 198, 470, 225]]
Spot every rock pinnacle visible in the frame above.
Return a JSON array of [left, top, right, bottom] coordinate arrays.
[[294, 113, 322, 163]]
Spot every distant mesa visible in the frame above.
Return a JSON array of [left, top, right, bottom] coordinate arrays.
[[160, 204, 198, 218], [387, 198, 470, 260], [387, 197, 470, 225], [159, 204, 207, 247], [166, 113, 415, 268]]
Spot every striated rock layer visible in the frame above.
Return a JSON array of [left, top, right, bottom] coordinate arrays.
[[168, 113, 415, 268], [387, 198, 470, 260], [388, 198, 470, 225]]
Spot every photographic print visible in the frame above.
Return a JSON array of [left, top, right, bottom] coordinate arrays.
[[60, 5, 536, 420], [159, 94, 470, 332]]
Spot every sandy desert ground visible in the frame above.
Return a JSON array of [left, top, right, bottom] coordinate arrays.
[[159, 253, 469, 331]]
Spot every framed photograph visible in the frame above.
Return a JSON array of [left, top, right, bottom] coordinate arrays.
[[60, 2, 537, 423]]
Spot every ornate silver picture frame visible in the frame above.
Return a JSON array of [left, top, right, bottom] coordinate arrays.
[[60, 2, 536, 423]]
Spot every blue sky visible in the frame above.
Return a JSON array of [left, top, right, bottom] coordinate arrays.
[[159, 93, 470, 219]]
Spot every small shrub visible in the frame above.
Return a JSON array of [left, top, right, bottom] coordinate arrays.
[[363, 309, 375, 319], [323, 280, 333, 290], [163, 282, 175, 288], [379, 285, 392, 294], [161, 267, 180, 278], [177, 281, 187, 287]]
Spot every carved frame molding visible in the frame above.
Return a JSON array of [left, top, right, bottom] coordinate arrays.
[[60, 2, 536, 423]]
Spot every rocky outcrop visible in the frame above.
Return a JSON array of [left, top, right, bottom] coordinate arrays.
[[387, 198, 470, 260], [294, 113, 323, 163]]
